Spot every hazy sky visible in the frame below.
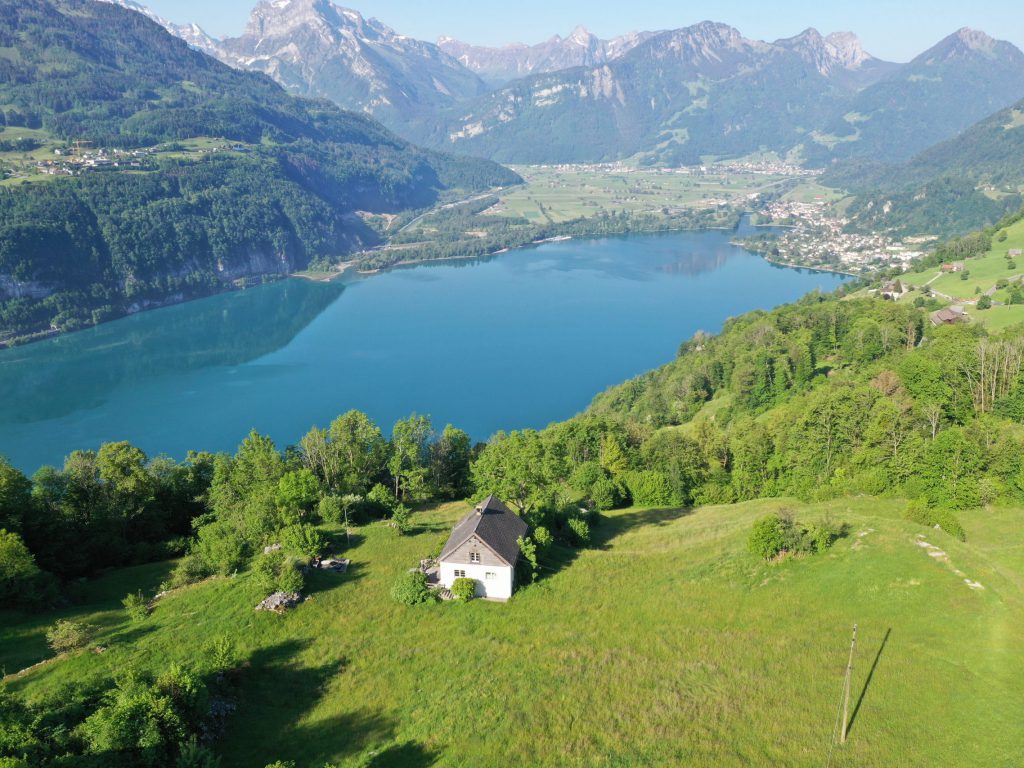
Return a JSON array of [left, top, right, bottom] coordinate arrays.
[[143, 0, 1024, 63]]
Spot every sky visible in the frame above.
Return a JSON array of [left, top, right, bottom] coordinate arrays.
[[143, 0, 1024, 63]]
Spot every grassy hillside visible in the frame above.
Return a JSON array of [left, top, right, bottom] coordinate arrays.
[[3, 497, 1021, 767]]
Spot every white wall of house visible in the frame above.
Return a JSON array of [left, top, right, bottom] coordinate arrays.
[[439, 561, 514, 600]]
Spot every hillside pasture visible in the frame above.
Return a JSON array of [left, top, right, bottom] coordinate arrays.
[[2, 498, 1021, 767]]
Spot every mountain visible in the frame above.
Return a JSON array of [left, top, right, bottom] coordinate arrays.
[[0, 0, 517, 343], [802, 28, 1024, 166], [98, 0, 223, 55], [437, 26, 658, 85], [409, 22, 893, 164], [831, 95, 1024, 237], [152, 0, 489, 136], [412, 23, 1024, 167]]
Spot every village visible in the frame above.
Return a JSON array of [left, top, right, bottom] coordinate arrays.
[[741, 196, 930, 275]]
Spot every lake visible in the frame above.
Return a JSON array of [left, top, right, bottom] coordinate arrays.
[[0, 224, 847, 471]]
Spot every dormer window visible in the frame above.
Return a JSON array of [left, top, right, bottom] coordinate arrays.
[[470, 552, 481, 563]]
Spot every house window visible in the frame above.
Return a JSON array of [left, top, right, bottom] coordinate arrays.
[[485, 572, 496, 580], [454, 569, 466, 579], [470, 552, 481, 563]]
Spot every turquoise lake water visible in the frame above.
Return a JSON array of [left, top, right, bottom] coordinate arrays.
[[0, 224, 847, 471]]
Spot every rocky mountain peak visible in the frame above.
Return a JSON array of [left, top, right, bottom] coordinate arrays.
[[775, 27, 877, 75]]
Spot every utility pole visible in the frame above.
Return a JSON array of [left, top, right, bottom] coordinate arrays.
[[840, 623, 858, 744]]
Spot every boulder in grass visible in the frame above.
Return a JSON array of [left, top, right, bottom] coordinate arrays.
[[255, 591, 303, 613]]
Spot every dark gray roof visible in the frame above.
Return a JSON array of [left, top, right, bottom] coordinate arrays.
[[439, 495, 529, 567]]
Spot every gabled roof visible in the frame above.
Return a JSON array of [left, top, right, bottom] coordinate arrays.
[[439, 495, 529, 567]]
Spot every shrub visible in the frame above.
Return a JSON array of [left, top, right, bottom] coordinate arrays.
[[281, 523, 326, 560], [567, 517, 591, 546], [589, 476, 625, 511], [621, 470, 679, 507], [192, 521, 248, 576], [317, 495, 344, 524], [122, 590, 149, 622], [46, 620, 94, 654], [749, 515, 787, 560], [391, 503, 412, 534], [805, 518, 844, 554], [176, 736, 222, 768], [903, 499, 967, 541], [568, 461, 606, 493], [253, 551, 306, 597], [206, 635, 237, 673], [533, 525, 553, 551], [977, 295, 992, 310], [391, 571, 435, 606], [366, 483, 397, 516], [165, 554, 212, 590], [451, 577, 476, 601], [517, 535, 539, 583]]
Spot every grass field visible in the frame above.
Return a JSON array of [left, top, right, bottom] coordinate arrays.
[[3, 497, 1021, 767], [899, 217, 1024, 327], [490, 166, 795, 224]]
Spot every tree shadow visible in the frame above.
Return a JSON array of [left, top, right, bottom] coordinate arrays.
[[366, 741, 440, 767], [847, 627, 891, 737], [534, 506, 692, 585], [225, 639, 396, 765], [304, 560, 366, 596]]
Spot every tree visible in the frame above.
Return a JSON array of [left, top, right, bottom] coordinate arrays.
[[0, 529, 45, 608], [977, 295, 993, 310], [471, 430, 549, 516], [275, 469, 321, 520], [327, 411, 388, 494], [598, 434, 630, 476], [46, 620, 94, 654], [0, 458, 31, 533], [388, 415, 433, 501], [428, 425, 471, 500]]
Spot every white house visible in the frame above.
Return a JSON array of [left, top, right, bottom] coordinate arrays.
[[437, 495, 528, 600]]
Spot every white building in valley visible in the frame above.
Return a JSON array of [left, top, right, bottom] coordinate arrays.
[[437, 495, 528, 600]]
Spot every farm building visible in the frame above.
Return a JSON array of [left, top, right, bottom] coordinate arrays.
[[437, 496, 528, 600], [930, 306, 967, 326], [940, 262, 965, 273]]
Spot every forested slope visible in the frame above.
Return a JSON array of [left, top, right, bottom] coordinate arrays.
[[0, 0, 517, 342]]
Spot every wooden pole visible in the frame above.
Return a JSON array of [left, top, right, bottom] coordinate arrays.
[[840, 623, 858, 744]]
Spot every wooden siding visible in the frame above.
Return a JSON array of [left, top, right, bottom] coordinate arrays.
[[442, 535, 508, 567]]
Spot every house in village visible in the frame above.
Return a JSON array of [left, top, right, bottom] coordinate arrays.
[[879, 279, 906, 300], [940, 262, 965, 273], [437, 495, 528, 600], [930, 306, 967, 326]]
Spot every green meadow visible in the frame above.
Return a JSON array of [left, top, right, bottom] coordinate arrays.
[[3, 498, 1020, 767], [900, 217, 1024, 328], [491, 166, 793, 224]]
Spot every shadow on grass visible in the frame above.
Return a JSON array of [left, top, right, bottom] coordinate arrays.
[[847, 627, 891, 737], [535, 506, 692, 584], [228, 639, 397, 765], [366, 741, 440, 767], [304, 560, 367, 596]]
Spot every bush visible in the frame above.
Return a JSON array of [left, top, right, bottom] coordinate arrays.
[[281, 523, 326, 560], [567, 517, 591, 546], [533, 525, 553, 551], [46, 620, 94, 654], [366, 483, 397, 516], [621, 470, 679, 507], [176, 736, 222, 768], [805, 518, 843, 554], [749, 515, 787, 560], [317, 495, 344, 524], [205, 635, 237, 673], [253, 551, 305, 597], [192, 521, 248, 576], [391, 571, 435, 606], [122, 591, 149, 622], [164, 554, 212, 590], [903, 499, 967, 541], [977, 295, 992, 310], [391, 504, 412, 534], [451, 577, 476, 601], [568, 461, 606, 493], [589, 476, 625, 511]]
